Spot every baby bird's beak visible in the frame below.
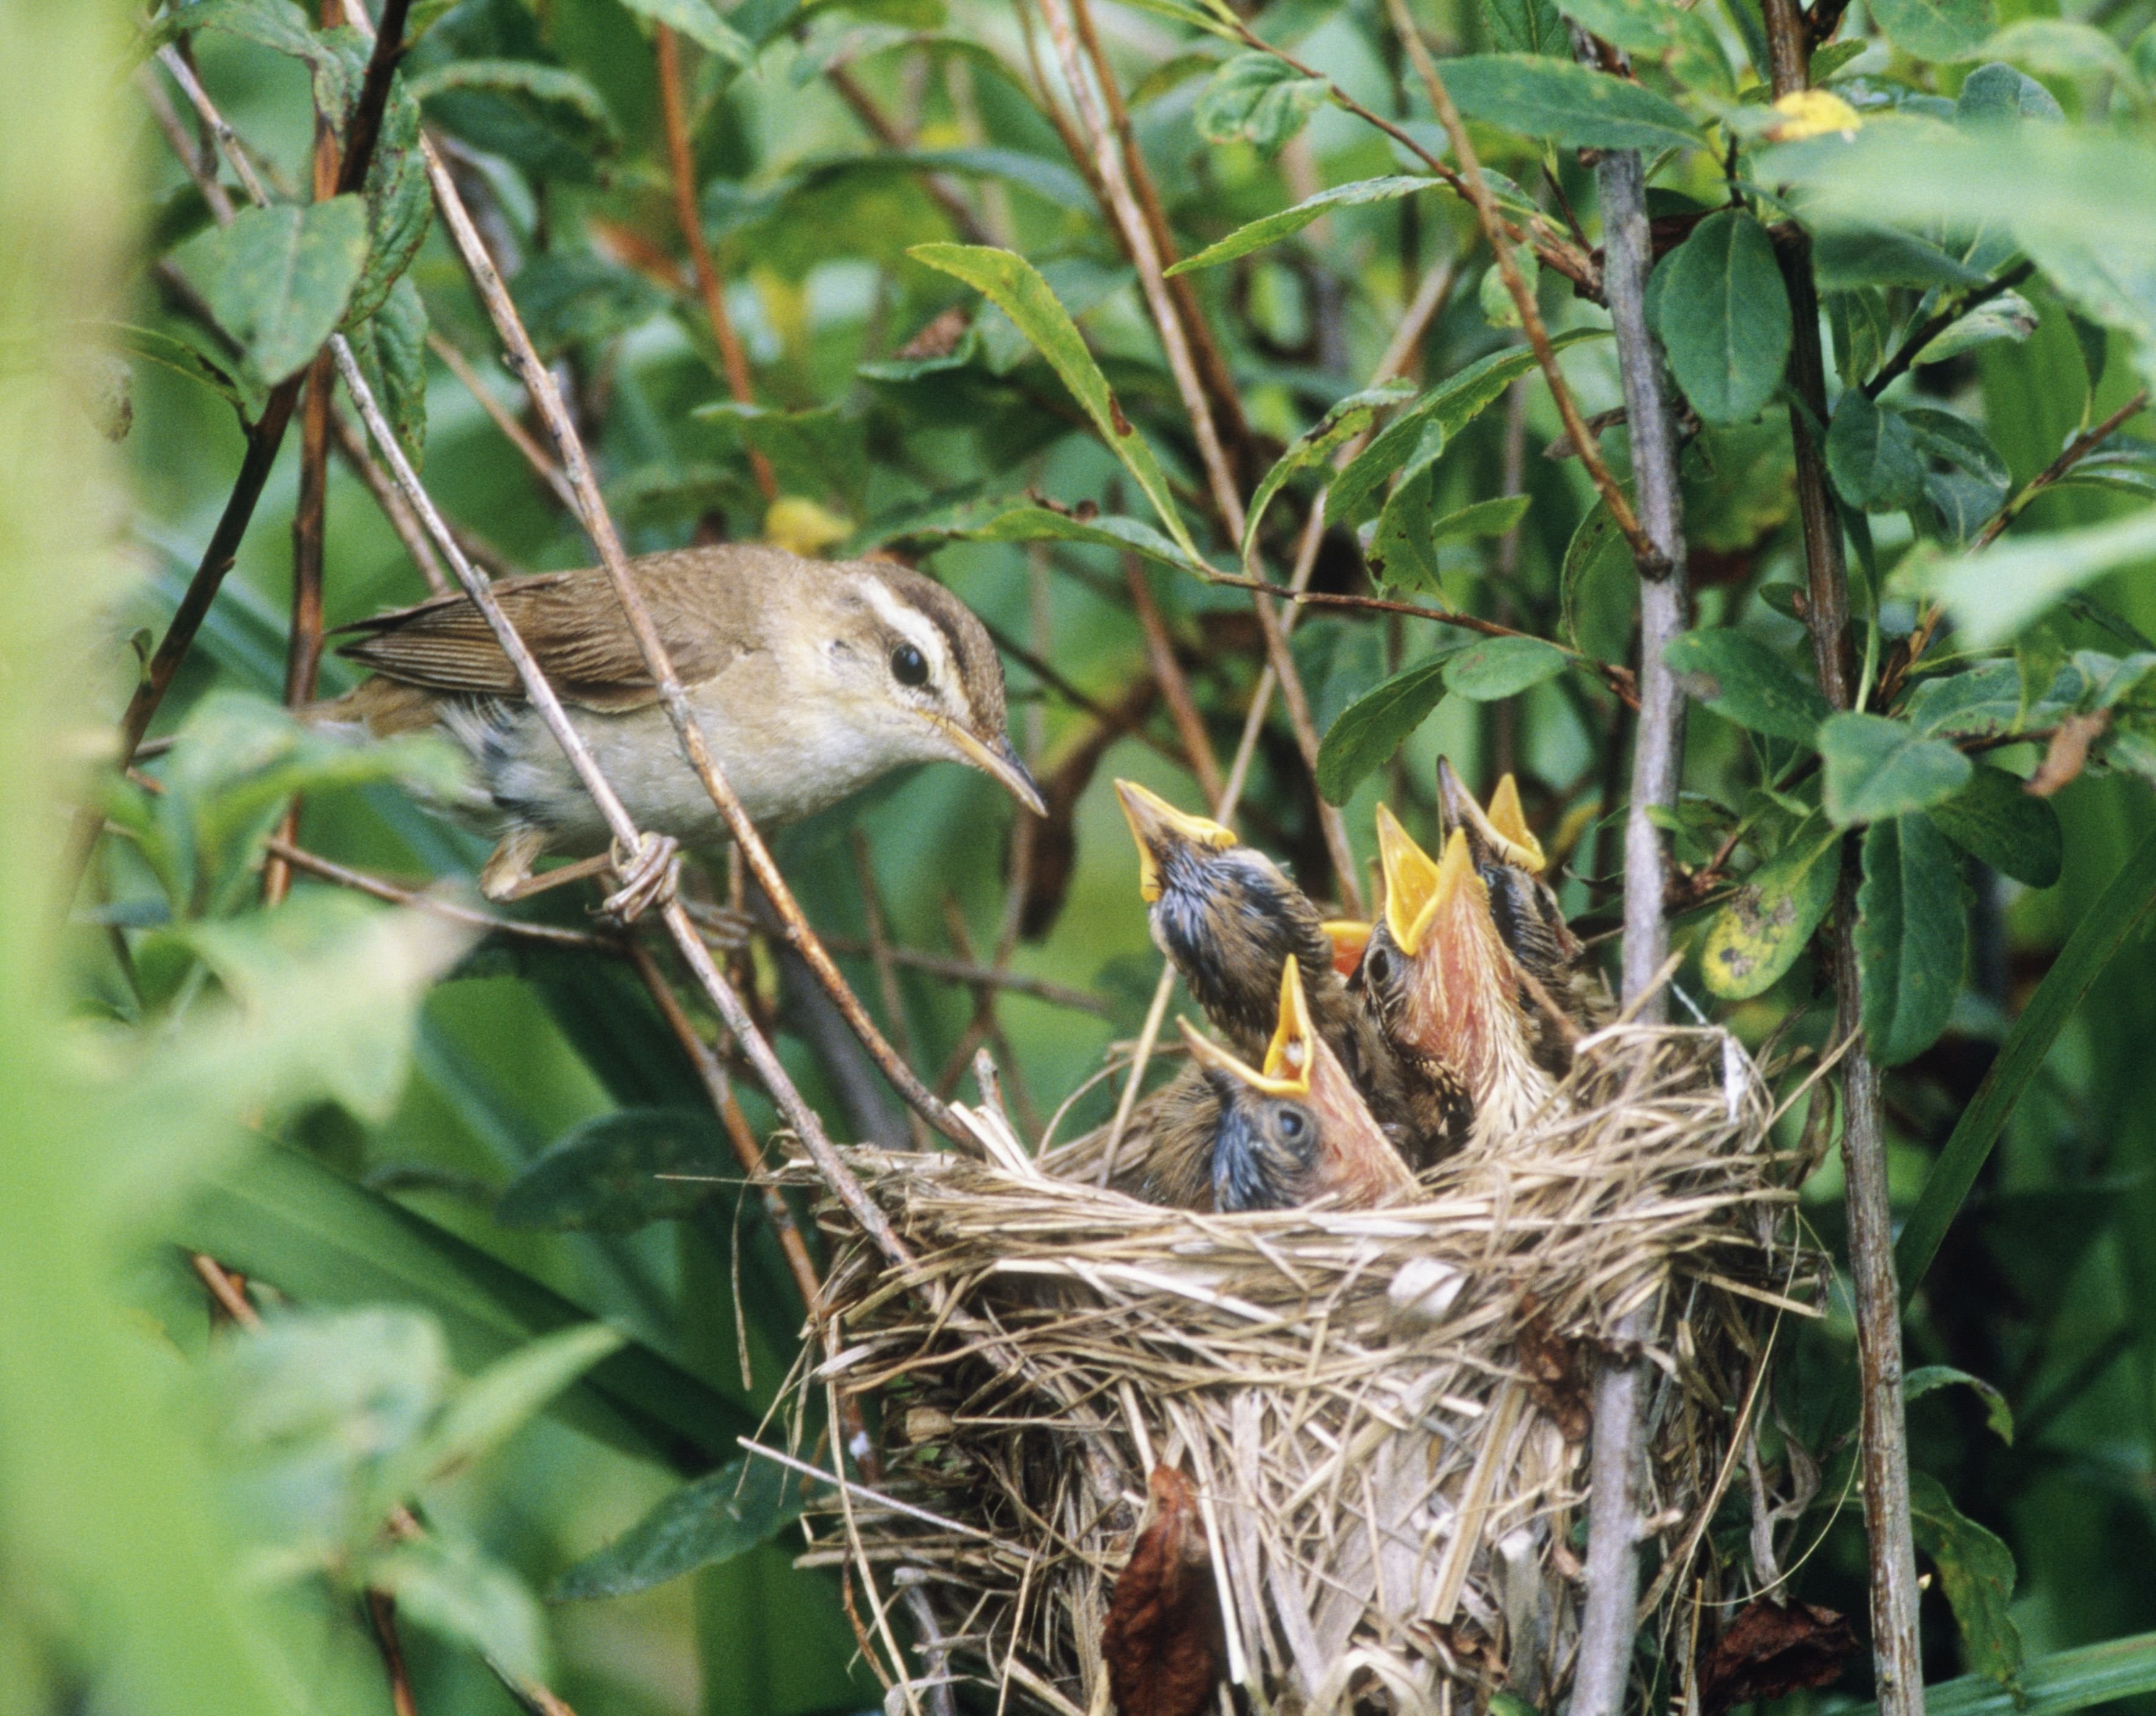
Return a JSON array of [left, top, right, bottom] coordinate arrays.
[[1436, 757, 1545, 873], [932, 719, 1046, 816], [1178, 953, 1315, 1099], [1376, 802, 1449, 959], [1321, 919, 1370, 978], [1114, 778, 1236, 903]]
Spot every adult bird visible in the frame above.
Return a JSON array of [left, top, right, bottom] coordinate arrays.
[[1112, 780, 1464, 1165], [1112, 958, 1414, 1212], [315, 544, 1044, 909], [1434, 760, 1612, 1073], [1361, 810, 1560, 1150]]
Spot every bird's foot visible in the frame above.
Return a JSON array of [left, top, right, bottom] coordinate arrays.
[[680, 897, 755, 951], [596, 832, 682, 926]]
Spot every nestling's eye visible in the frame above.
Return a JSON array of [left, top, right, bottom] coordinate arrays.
[[1363, 944, 1391, 989], [1275, 1107, 1308, 1144], [891, 643, 930, 688]]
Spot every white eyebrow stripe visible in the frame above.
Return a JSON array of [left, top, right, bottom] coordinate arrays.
[[855, 576, 972, 718]]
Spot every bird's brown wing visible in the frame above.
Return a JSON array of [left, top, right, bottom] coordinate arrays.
[[335, 549, 772, 711]]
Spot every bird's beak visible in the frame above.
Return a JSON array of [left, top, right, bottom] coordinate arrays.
[[1436, 757, 1545, 873], [1321, 919, 1370, 978], [1376, 803, 1446, 959], [933, 719, 1047, 816], [1177, 955, 1315, 1100], [1114, 778, 1236, 903]]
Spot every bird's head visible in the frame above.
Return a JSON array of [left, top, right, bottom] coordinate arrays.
[[814, 562, 1044, 815], [1180, 956, 1404, 1211], [1113, 779, 1238, 904], [1434, 758, 1583, 985], [1365, 808, 1538, 1118]]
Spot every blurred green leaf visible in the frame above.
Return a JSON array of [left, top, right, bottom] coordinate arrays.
[[1916, 506, 2156, 649], [1442, 55, 1701, 152], [1700, 818, 1841, 999], [1315, 657, 1454, 803], [1907, 1364, 2015, 1444], [1858, 1632, 2156, 1716], [1910, 1470, 2025, 1690], [618, 0, 752, 59], [365, 1533, 549, 1683], [169, 198, 371, 387], [923, 504, 1203, 572], [1957, 60, 2065, 126], [1926, 765, 2061, 887], [1859, 812, 1968, 1066], [1667, 628, 1832, 744], [1653, 210, 1791, 426], [1482, 0, 1568, 54], [407, 59, 620, 182], [1827, 390, 1927, 512], [98, 320, 263, 420], [511, 250, 671, 357], [1976, 20, 2146, 97], [1822, 712, 1972, 824], [1872, 0, 1995, 61], [909, 244, 1201, 563], [696, 401, 868, 508], [1556, 0, 1732, 92], [552, 1453, 805, 1600], [1442, 636, 1567, 700], [1194, 54, 1327, 154], [496, 1109, 732, 1233], [1169, 176, 1437, 276]]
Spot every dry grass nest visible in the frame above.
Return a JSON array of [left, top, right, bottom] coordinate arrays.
[[772, 1021, 1821, 1716]]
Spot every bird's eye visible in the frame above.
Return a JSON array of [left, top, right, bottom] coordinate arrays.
[[1275, 1107, 1307, 1142], [891, 643, 930, 688], [1364, 945, 1390, 988]]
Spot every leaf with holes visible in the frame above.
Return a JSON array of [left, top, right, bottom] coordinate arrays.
[[1667, 628, 1831, 744], [1315, 657, 1456, 803], [1701, 819, 1842, 1000], [1367, 468, 1442, 594], [1821, 712, 1973, 824], [1926, 765, 2062, 887], [169, 198, 371, 387], [1859, 813, 1968, 1066], [552, 1454, 806, 1600], [1653, 210, 1791, 425]]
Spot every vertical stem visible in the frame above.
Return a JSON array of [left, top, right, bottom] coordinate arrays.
[[1759, 5, 1926, 1714], [1565, 138, 1690, 1716]]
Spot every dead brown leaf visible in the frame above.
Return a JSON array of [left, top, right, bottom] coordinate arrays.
[[2027, 711, 2108, 799], [1516, 1294, 1592, 1442], [1101, 1467, 1223, 1716], [1697, 1598, 1857, 1715], [894, 305, 969, 361]]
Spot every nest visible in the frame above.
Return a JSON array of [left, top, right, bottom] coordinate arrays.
[[777, 1023, 1816, 1716]]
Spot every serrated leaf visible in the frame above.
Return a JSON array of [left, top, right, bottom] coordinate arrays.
[[1315, 657, 1454, 803], [551, 1454, 806, 1600], [1441, 55, 1702, 152], [1873, 0, 1996, 61], [908, 244, 1200, 563], [1821, 711, 1973, 824], [1442, 636, 1567, 700], [343, 273, 427, 468], [1927, 765, 2061, 887], [1654, 210, 1791, 425], [1194, 53, 1328, 154], [618, 0, 752, 59], [1909, 1470, 2025, 1690], [1859, 813, 1968, 1066], [1665, 628, 1831, 744], [169, 198, 371, 386], [1701, 820, 1842, 999], [1242, 380, 1414, 561], [496, 1109, 733, 1233], [1906, 1365, 2015, 1444], [1168, 176, 1437, 276], [1826, 389, 1927, 512]]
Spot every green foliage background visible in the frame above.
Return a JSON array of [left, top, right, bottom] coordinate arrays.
[[5, 0, 2156, 1713]]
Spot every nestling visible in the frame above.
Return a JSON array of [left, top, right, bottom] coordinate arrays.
[[314, 544, 1044, 900], [1362, 811, 1560, 1148], [1112, 959, 1413, 1212]]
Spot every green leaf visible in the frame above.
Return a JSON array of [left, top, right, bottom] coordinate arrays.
[[1916, 292, 2039, 367], [1926, 765, 2061, 888], [1813, 227, 1993, 293], [908, 244, 1200, 563], [1918, 507, 2156, 650], [169, 197, 371, 386], [1909, 1470, 2025, 1690], [1665, 628, 1831, 744], [1826, 389, 1927, 512], [1654, 211, 1791, 426], [1871, 0, 1996, 60], [1442, 636, 1568, 700], [174, 1143, 756, 1473], [344, 74, 430, 327], [496, 1109, 733, 1233], [1898, 827, 2156, 1296], [407, 59, 621, 182], [552, 1454, 806, 1600], [1441, 55, 1701, 153], [1329, 329, 1607, 528], [143, 0, 319, 62], [98, 321, 263, 421], [1700, 819, 1841, 999], [1957, 60, 2065, 126], [617, 0, 752, 59], [1315, 657, 1453, 803], [343, 273, 427, 469], [1367, 467, 1441, 594], [696, 401, 868, 508], [1858, 813, 1968, 1067], [1242, 380, 1414, 563], [1902, 407, 2009, 488], [1560, 494, 1632, 657], [365, 1534, 549, 1683], [1977, 20, 2145, 94], [925, 505, 1204, 572], [1822, 712, 1973, 825], [1482, 0, 1568, 54], [1554, 0, 1732, 91], [511, 251, 671, 357], [1194, 53, 1328, 154], [1434, 494, 1534, 543], [1907, 1364, 2015, 1444], [1167, 176, 1437, 276]]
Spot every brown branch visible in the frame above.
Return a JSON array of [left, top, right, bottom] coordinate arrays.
[[1760, 7, 1926, 1716], [655, 23, 775, 502], [1123, 554, 1225, 803], [261, 836, 619, 950], [365, 1592, 422, 1716], [1383, 0, 1655, 569], [1972, 386, 2148, 551], [1862, 262, 2033, 402]]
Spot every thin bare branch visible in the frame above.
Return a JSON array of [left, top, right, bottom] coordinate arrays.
[[261, 836, 619, 950], [424, 331, 583, 516]]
